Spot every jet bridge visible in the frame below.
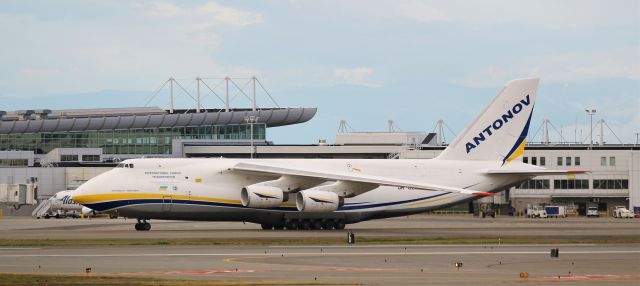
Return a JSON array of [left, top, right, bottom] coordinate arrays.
[[0, 183, 37, 209]]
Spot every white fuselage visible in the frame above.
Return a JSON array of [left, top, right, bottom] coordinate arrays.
[[50, 191, 83, 212], [72, 158, 535, 224]]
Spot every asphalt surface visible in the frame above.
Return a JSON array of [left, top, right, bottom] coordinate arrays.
[[0, 215, 639, 285], [0, 244, 638, 285], [1, 214, 639, 240]]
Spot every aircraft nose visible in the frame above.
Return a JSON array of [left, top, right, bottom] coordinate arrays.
[[71, 173, 107, 205], [71, 181, 92, 204]]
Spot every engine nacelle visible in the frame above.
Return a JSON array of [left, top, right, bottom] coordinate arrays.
[[296, 190, 341, 212], [81, 206, 96, 216], [241, 185, 285, 208]]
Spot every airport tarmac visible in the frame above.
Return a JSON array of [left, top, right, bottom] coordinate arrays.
[[0, 214, 639, 240], [0, 215, 639, 285], [0, 244, 638, 285]]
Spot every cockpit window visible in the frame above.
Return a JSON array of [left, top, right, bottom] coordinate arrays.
[[116, 163, 135, 168]]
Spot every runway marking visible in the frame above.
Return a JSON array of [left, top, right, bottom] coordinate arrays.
[[0, 250, 638, 258], [267, 244, 600, 248], [166, 269, 256, 275], [540, 274, 640, 281]]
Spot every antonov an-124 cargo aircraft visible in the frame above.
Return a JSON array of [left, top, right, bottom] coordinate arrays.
[[73, 78, 584, 231]]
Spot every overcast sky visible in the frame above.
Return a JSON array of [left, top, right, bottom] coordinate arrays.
[[1, 0, 638, 144]]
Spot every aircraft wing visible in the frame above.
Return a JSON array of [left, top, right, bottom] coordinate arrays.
[[232, 162, 493, 196], [483, 169, 588, 176]]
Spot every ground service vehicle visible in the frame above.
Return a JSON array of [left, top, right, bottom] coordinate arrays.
[[527, 206, 548, 218], [545, 206, 566, 218], [613, 206, 634, 218], [587, 207, 599, 218]]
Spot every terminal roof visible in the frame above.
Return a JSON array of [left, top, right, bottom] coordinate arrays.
[[0, 107, 317, 134]]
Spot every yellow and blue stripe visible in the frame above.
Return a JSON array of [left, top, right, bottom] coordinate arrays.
[[253, 192, 280, 199], [309, 197, 335, 204], [502, 106, 534, 166], [74, 191, 457, 212]]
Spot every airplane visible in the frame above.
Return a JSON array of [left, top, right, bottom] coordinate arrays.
[[35, 190, 96, 219], [72, 78, 584, 231]]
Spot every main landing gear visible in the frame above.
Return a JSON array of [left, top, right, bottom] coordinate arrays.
[[134, 219, 151, 231], [261, 219, 346, 231]]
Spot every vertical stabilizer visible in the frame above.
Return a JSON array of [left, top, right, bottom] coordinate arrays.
[[436, 78, 539, 164]]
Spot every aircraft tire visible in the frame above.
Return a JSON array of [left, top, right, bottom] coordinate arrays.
[[286, 220, 299, 230], [300, 220, 312, 230], [322, 221, 334, 230], [261, 224, 273, 230], [334, 221, 346, 230], [312, 220, 323, 230], [143, 222, 151, 231], [134, 223, 142, 231], [274, 225, 285, 230]]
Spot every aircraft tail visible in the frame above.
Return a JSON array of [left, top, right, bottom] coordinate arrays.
[[436, 78, 539, 164]]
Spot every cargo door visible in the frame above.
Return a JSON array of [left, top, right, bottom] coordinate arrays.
[[162, 196, 173, 212]]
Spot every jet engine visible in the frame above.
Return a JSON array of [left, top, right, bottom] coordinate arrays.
[[241, 185, 285, 208], [296, 189, 342, 212], [81, 206, 96, 216]]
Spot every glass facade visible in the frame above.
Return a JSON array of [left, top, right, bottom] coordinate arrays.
[[553, 179, 589, 189], [82, 155, 100, 162], [593, 179, 628, 189], [0, 159, 28, 167], [516, 179, 550, 189], [0, 123, 265, 155], [60, 155, 78, 162]]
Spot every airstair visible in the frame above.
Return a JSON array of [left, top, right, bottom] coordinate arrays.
[[32, 199, 52, 218]]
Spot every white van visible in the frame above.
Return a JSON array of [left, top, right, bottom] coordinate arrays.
[[527, 206, 547, 218], [587, 207, 599, 218]]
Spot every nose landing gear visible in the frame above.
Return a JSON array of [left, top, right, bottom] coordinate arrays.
[[134, 219, 151, 231]]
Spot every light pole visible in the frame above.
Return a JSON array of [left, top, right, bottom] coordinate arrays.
[[585, 109, 596, 150], [636, 132, 639, 146], [244, 116, 259, 159]]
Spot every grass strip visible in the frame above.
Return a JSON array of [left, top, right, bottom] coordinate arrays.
[[0, 273, 347, 286], [0, 236, 638, 247]]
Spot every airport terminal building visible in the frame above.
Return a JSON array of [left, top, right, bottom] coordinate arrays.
[[0, 105, 638, 217], [0, 106, 316, 213], [0, 107, 316, 158]]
